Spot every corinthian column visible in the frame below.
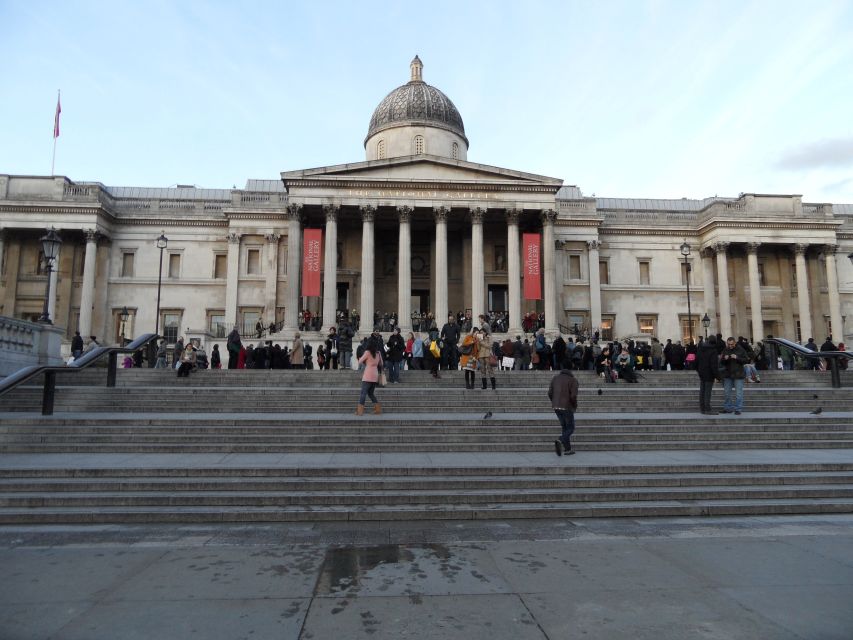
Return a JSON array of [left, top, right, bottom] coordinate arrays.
[[322, 205, 338, 329], [824, 244, 843, 341], [397, 206, 412, 332], [264, 233, 280, 324], [225, 232, 241, 329], [794, 244, 812, 343], [587, 239, 602, 331], [542, 209, 558, 332], [78, 229, 98, 337], [434, 206, 449, 324], [470, 207, 485, 324], [715, 242, 731, 339], [506, 209, 522, 334], [701, 248, 717, 335], [360, 205, 375, 333], [284, 204, 302, 330], [746, 243, 763, 343]]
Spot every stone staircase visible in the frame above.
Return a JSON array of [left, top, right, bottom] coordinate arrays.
[[1, 368, 852, 523]]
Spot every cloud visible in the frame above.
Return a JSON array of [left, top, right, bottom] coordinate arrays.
[[777, 137, 853, 170], [822, 177, 853, 192]]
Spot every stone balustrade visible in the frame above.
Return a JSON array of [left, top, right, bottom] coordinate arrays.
[[0, 316, 65, 378]]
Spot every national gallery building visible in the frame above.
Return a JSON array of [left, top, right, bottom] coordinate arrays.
[[1, 57, 852, 349]]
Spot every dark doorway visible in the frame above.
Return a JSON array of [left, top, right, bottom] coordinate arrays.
[[488, 285, 508, 312], [337, 283, 349, 314], [411, 289, 430, 313]]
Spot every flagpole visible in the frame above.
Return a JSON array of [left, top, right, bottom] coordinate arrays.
[[51, 90, 60, 176]]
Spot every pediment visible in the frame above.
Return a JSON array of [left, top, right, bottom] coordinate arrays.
[[282, 155, 562, 190]]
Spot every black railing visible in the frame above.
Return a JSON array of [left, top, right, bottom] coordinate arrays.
[[0, 333, 160, 415], [764, 338, 852, 388]]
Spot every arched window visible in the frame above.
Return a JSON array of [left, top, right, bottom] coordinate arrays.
[[414, 135, 425, 155], [451, 142, 459, 159], [377, 139, 386, 159]]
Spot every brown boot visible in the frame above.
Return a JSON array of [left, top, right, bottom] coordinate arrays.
[[356, 404, 364, 416], [373, 403, 382, 415]]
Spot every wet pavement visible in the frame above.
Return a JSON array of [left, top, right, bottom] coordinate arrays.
[[1, 516, 852, 639]]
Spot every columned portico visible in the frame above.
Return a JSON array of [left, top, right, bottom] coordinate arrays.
[[78, 229, 98, 338], [824, 244, 843, 341], [715, 242, 732, 339], [470, 207, 485, 323], [397, 206, 412, 332], [433, 206, 449, 325], [701, 248, 717, 335], [225, 232, 241, 329], [284, 204, 302, 331], [586, 239, 602, 332], [794, 243, 812, 342], [322, 205, 338, 329], [359, 205, 375, 332], [746, 243, 763, 342], [506, 210, 522, 334], [542, 209, 558, 332]]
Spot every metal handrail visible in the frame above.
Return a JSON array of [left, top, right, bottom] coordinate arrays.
[[0, 333, 160, 414], [764, 338, 852, 388]]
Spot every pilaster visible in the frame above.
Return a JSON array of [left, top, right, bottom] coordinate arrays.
[[470, 207, 485, 324], [322, 205, 338, 329], [506, 209, 522, 334], [284, 204, 303, 330], [360, 205, 376, 333], [264, 233, 280, 324], [794, 243, 812, 343], [225, 232, 241, 329], [587, 239, 602, 332], [824, 244, 843, 341], [433, 206, 449, 325], [714, 242, 732, 339], [542, 209, 558, 332]]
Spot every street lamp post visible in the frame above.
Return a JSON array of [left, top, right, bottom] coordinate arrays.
[[38, 228, 63, 324], [155, 232, 168, 337], [119, 306, 129, 346], [680, 241, 693, 344], [702, 313, 711, 339]]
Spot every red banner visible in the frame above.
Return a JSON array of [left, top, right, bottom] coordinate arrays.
[[523, 233, 541, 300], [302, 229, 323, 297]]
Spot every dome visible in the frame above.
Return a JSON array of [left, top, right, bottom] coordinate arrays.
[[365, 56, 468, 146]]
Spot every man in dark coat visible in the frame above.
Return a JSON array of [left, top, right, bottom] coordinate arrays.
[[71, 331, 84, 359], [386, 328, 406, 383], [337, 319, 355, 370], [720, 337, 749, 414], [549, 368, 579, 456], [695, 335, 720, 415], [440, 315, 460, 370]]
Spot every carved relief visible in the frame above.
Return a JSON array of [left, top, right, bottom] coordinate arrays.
[[746, 242, 761, 255], [285, 203, 303, 220], [227, 232, 241, 244], [794, 243, 809, 256], [714, 242, 730, 255], [586, 239, 600, 251], [397, 205, 412, 223], [265, 233, 280, 244], [541, 209, 558, 224], [83, 228, 98, 243], [360, 204, 376, 222]]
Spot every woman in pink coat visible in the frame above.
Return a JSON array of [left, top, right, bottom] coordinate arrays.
[[356, 338, 384, 415]]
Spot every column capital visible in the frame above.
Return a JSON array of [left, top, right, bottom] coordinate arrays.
[[823, 243, 839, 255], [433, 205, 449, 222], [265, 233, 280, 244], [700, 247, 715, 259], [397, 205, 412, 222], [285, 203, 303, 220], [83, 228, 99, 243], [360, 204, 376, 222], [470, 206, 486, 224], [746, 242, 761, 255], [713, 242, 730, 255], [794, 243, 809, 256], [541, 209, 558, 225], [227, 232, 241, 244], [505, 208, 521, 224], [586, 239, 600, 251], [323, 204, 339, 222]]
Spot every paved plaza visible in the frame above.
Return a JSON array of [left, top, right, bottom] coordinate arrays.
[[1, 515, 852, 639]]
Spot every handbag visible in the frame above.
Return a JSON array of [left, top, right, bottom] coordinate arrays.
[[378, 372, 387, 387], [488, 354, 498, 367], [531, 352, 540, 365], [429, 340, 440, 358]]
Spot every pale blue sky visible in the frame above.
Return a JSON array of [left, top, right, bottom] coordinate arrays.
[[2, 0, 852, 203]]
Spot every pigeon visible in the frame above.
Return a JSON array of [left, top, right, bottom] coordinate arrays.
[[810, 407, 823, 415], [483, 411, 492, 419], [597, 389, 603, 395], [813, 394, 819, 400]]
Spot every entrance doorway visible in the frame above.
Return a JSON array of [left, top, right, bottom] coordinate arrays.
[[411, 289, 431, 313], [337, 283, 349, 314], [488, 285, 508, 312]]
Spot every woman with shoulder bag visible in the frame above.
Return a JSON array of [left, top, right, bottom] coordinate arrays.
[[356, 338, 384, 415], [477, 327, 497, 390], [460, 329, 479, 390]]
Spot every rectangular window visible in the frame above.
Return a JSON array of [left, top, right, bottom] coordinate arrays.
[[679, 314, 698, 343], [241, 309, 261, 336], [638, 315, 657, 336], [162, 311, 182, 344], [214, 254, 227, 279], [639, 260, 650, 286], [568, 255, 581, 280], [680, 262, 691, 286], [600, 316, 614, 341], [599, 260, 610, 285], [121, 252, 135, 278], [757, 263, 766, 287], [208, 311, 226, 338], [168, 253, 181, 278], [247, 248, 261, 275]]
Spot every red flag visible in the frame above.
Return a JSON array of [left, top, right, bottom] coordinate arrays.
[[302, 229, 323, 297], [53, 93, 61, 139], [523, 233, 542, 300]]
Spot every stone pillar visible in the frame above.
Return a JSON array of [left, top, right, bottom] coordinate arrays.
[[397, 206, 412, 332], [824, 244, 843, 342], [715, 242, 732, 339], [2, 235, 20, 317], [586, 239, 602, 333], [794, 243, 812, 343], [506, 210, 522, 334], [322, 205, 338, 330], [47, 244, 60, 322], [701, 248, 717, 335], [470, 207, 485, 324], [542, 209, 558, 332], [0, 230, 5, 296], [359, 205, 375, 332], [78, 229, 98, 337], [434, 206, 449, 325], [746, 243, 763, 343], [264, 233, 280, 324], [284, 204, 302, 330], [225, 232, 241, 329]]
